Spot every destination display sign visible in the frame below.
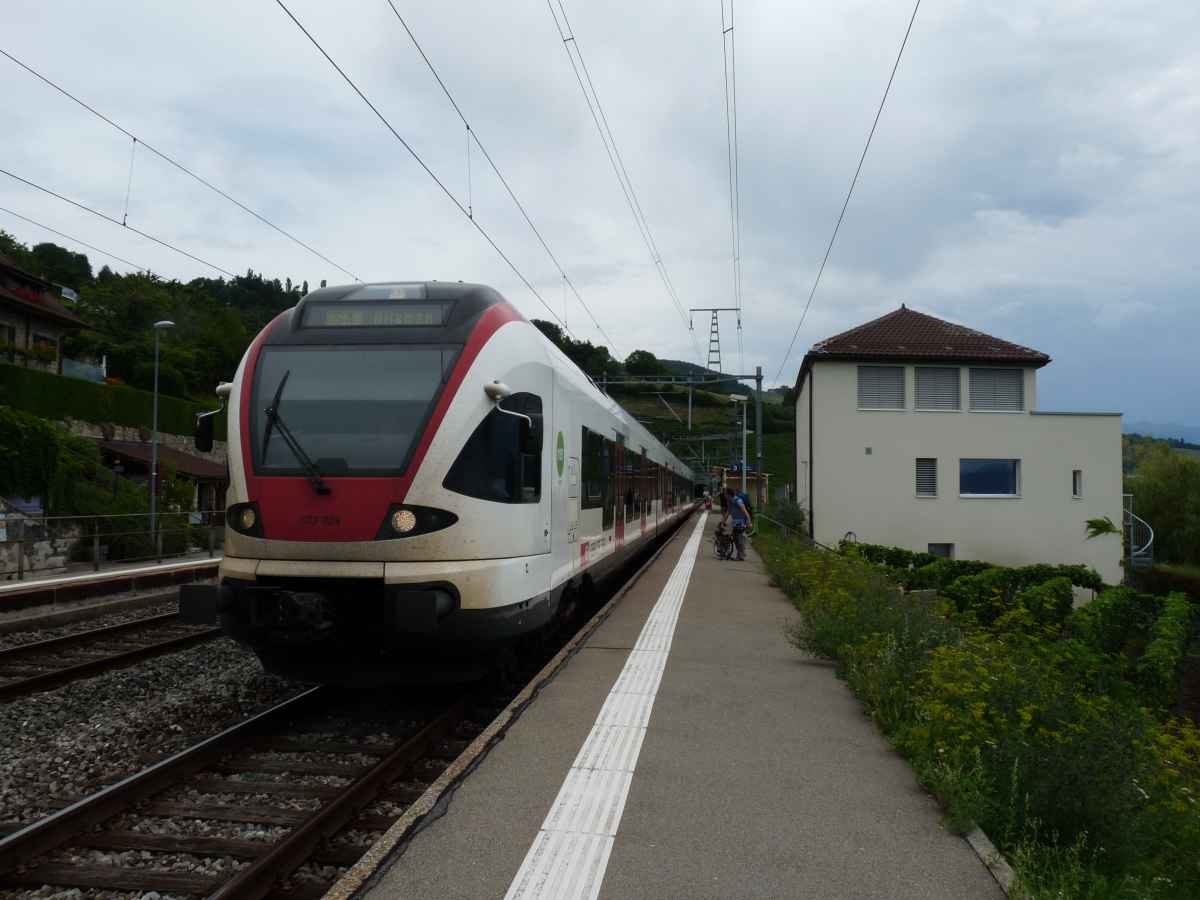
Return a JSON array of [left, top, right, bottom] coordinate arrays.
[[304, 301, 447, 328]]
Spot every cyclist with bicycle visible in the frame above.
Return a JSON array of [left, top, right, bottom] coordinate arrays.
[[722, 485, 752, 561]]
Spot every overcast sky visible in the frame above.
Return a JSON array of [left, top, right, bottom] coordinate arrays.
[[2, 1, 1197, 423]]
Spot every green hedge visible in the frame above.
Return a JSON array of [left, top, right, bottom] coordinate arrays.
[[1137, 593, 1196, 708], [0, 362, 224, 437]]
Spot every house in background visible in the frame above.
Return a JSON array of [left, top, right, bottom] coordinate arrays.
[[794, 305, 1123, 584], [0, 256, 85, 372]]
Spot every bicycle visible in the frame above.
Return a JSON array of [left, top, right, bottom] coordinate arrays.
[[713, 522, 735, 560]]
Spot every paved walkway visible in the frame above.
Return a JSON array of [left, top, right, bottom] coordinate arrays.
[[366, 514, 1001, 899]]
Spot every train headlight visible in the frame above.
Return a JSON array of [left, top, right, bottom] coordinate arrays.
[[226, 502, 263, 537], [376, 505, 458, 539], [391, 509, 417, 534]]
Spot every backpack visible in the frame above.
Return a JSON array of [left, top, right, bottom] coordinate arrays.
[[736, 491, 753, 518]]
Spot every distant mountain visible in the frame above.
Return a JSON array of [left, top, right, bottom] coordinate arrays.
[[1124, 420, 1200, 444], [659, 359, 754, 397]]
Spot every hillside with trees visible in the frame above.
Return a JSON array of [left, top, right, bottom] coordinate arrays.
[[1, 229, 308, 401]]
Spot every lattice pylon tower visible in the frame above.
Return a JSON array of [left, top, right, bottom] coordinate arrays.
[[689, 307, 740, 374], [706, 310, 722, 372]]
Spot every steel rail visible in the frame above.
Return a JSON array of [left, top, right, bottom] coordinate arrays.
[[0, 687, 329, 872], [212, 700, 465, 899], [0, 613, 222, 702]]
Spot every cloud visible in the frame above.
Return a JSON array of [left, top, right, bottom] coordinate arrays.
[[1, 0, 1197, 420]]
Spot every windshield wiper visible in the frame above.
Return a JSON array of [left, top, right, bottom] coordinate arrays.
[[261, 370, 331, 495]]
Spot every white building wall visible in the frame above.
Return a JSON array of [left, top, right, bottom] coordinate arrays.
[[802, 360, 1123, 584]]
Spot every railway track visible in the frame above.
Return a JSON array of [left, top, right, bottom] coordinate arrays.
[[0, 685, 481, 898], [0, 612, 223, 703]]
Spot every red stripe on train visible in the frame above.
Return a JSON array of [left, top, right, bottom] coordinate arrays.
[[239, 302, 523, 542]]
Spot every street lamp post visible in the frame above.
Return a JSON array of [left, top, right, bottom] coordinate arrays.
[[729, 394, 748, 495], [149, 320, 175, 540]]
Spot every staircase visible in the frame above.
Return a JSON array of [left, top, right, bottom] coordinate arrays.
[[1123, 494, 1154, 570]]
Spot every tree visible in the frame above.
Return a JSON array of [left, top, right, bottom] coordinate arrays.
[[1127, 445, 1200, 565], [31, 242, 93, 290], [625, 349, 668, 377]]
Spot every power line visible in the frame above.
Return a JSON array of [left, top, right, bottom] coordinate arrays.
[[0, 47, 361, 283], [273, 0, 572, 334], [773, 0, 922, 384], [720, 1, 745, 376], [2, 45, 362, 283], [545, 1, 704, 364], [384, 1, 620, 356], [0, 205, 149, 271], [0, 167, 237, 277]]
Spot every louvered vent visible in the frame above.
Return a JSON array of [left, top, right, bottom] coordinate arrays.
[[857, 366, 905, 409], [915, 367, 960, 410], [969, 368, 1024, 410], [916, 458, 937, 497]]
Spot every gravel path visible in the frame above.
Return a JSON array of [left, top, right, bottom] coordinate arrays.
[[0, 638, 302, 825], [0, 600, 182, 652]]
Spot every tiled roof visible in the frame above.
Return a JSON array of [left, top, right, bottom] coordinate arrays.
[[98, 440, 228, 481], [804, 305, 1049, 369]]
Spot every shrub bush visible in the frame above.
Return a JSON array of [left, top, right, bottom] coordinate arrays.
[[754, 530, 1200, 898], [1070, 586, 1162, 659]]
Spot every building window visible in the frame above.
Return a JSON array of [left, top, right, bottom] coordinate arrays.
[[928, 543, 955, 559], [915, 367, 960, 410], [915, 458, 937, 497], [857, 365, 905, 409], [1072, 469, 1083, 498], [959, 459, 1020, 496], [969, 368, 1024, 411]]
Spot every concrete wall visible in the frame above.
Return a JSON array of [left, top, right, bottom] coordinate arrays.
[[796, 360, 1123, 583]]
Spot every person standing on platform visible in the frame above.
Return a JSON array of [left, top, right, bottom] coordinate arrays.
[[724, 486, 752, 561]]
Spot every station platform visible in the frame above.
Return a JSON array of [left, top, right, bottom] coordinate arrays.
[[0, 555, 219, 613], [364, 513, 1002, 899]]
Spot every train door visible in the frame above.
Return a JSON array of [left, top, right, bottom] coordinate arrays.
[[613, 441, 625, 548], [566, 457, 579, 545], [639, 447, 648, 536]]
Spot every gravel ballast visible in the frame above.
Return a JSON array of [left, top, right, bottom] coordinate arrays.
[[0, 600, 183, 652], [0, 637, 302, 825]]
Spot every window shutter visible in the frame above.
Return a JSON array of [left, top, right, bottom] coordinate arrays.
[[857, 366, 905, 409], [915, 458, 937, 497], [915, 367, 960, 410], [969, 368, 1024, 410]]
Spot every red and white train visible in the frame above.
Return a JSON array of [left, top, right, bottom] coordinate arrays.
[[183, 281, 697, 682]]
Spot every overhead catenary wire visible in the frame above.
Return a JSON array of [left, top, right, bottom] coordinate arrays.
[[772, 0, 922, 384], [0, 205, 149, 272], [273, 0, 573, 334], [384, 0, 621, 355], [0, 46, 361, 282], [0, 167, 237, 277], [545, 0, 704, 364]]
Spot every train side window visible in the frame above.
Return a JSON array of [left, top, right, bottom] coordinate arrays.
[[444, 393, 542, 503]]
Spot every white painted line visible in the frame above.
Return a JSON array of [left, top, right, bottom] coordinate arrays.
[[504, 513, 708, 900], [0, 556, 222, 594]]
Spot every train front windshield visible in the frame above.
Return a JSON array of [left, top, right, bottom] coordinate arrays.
[[250, 345, 458, 476]]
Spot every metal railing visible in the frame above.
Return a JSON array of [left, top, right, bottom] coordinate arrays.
[[1122, 494, 1154, 570], [0, 509, 225, 581]]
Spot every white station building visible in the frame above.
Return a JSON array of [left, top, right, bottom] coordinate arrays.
[[793, 305, 1123, 584]]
